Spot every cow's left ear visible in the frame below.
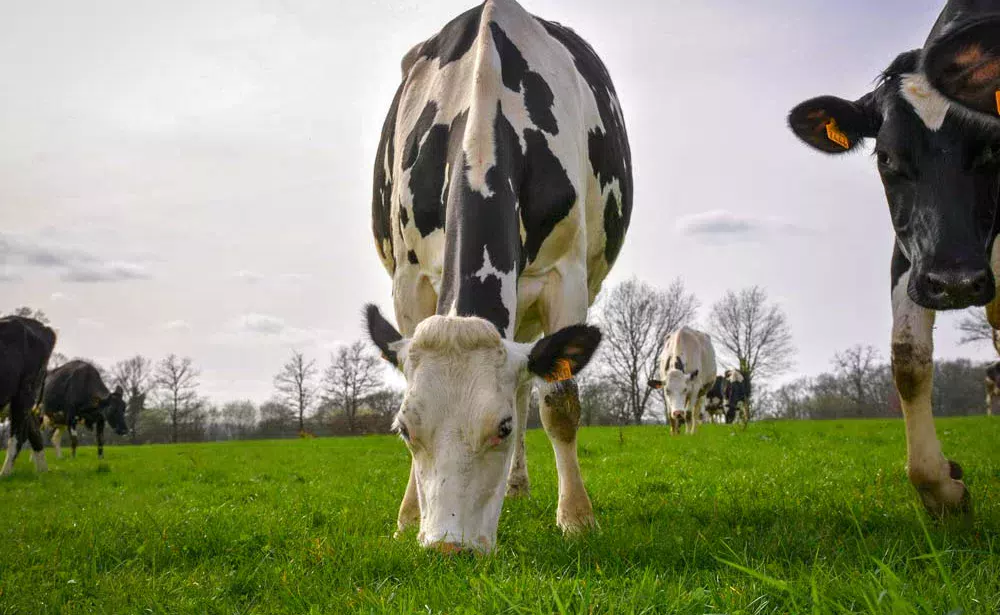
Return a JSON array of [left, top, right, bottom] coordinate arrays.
[[788, 95, 877, 154], [112, 386, 124, 398], [647, 379, 663, 390], [527, 325, 602, 383], [364, 304, 408, 370], [924, 16, 1000, 119]]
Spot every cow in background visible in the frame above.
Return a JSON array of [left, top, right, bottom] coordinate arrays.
[[723, 369, 749, 425], [704, 376, 726, 423], [0, 316, 56, 477], [41, 361, 127, 460], [648, 327, 717, 435], [985, 362, 1000, 416], [788, 1, 1000, 517]]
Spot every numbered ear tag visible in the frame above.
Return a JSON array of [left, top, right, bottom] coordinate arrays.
[[995, 90, 1000, 115], [825, 119, 850, 149], [546, 358, 574, 383]]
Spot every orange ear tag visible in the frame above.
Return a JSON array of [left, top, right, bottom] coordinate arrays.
[[995, 90, 1000, 115], [546, 358, 574, 383], [825, 119, 850, 149]]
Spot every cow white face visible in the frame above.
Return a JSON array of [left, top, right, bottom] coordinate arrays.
[[659, 368, 697, 418], [365, 306, 601, 553]]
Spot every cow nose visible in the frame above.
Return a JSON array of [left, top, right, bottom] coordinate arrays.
[[916, 267, 994, 309]]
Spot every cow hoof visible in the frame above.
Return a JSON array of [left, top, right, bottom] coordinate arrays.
[[506, 480, 530, 498], [915, 460, 973, 520], [557, 506, 598, 535]]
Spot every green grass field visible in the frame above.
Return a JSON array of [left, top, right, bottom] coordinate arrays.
[[0, 419, 998, 614]]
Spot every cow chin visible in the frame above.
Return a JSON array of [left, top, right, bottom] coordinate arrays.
[[414, 446, 513, 554]]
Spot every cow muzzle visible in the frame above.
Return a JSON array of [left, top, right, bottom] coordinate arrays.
[[910, 264, 995, 310]]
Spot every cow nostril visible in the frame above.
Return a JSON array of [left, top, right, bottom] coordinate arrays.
[[925, 273, 947, 297]]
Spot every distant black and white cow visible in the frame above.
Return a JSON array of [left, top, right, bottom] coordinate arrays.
[[722, 369, 748, 425], [704, 375, 726, 423], [41, 361, 128, 460], [985, 361, 1000, 416], [788, 3, 1000, 516], [365, 0, 631, 553], [648, 327, 717, 436], [0, 316, 56, 477]]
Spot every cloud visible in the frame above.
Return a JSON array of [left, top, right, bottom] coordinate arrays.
[[216, 312, 341, 349], [50, 291, 70, 301], [674, 210, 814, 241], [234, 270, 263, 284], [163, 319, 192, 331], [0, 265, 23, 283], [0, 232, 151, 283], [233, 270, 311, 286], [234, 313, 287, 336], [76, 317, 105, 329]]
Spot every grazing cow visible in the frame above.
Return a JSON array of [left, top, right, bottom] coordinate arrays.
[[985, 361, 1000, 416], [722, 369, 748, 425], [365, 0, 631, 553], [648, 328, 717, 436], [788, 4, 1000, 516], [40, 361, 127, 460], [704, 375, 726, 423], [0, 316, 56, 477]]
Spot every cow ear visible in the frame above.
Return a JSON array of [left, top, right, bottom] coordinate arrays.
[[647, 379, 663, 390], [924, 17, 1000, 119], [364, 304, 407, 369], [112, 385, 123, 398], [788, 95, 876, 154], [527, 325, 602, 383]]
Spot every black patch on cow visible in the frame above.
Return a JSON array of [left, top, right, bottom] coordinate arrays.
[[407, 250, 419, 265], [407, 109, 469, 239], [402, 101, 438, 172], [417, 4, 484, 68], [400, 207, 409, 228], [672, 357, 684, 372], [520, 128, 576, 264], [0, 317, 56, 455], [438, 103, 522, 335], [489, 22, 558, 134], [364, 304, 404, 365], [891, 242, 910, 292], [603, 192, 626, 264], [541, 19, 633, 265], [527, 324, 602, 380], [372, 84, 404, 272]]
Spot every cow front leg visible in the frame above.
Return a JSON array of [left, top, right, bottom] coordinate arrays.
[[505, 381, 532, 497], [690, 397, 705, 435], [540, 379, 595, 533], [51, 427, 62, 459], [69, 424, 79, 459], [394, 461, 420, 538], [891, 279, 970, 517], [0, 436, 17, 477], [96, 423, 105, 460]]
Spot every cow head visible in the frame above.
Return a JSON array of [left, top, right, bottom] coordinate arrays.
[[648, 363, 699, 420], [789, 50, 1000, 311], [98, 386, 128, 436], [365, 305, 601, 553], [923, 0, 1000, 124]]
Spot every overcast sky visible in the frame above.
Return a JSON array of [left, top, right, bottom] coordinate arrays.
[[1, 0, 993, 403]]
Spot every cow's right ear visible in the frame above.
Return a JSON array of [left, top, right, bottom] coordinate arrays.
[[647, 379, 663, 390], [788, 95, 876, 154], [924, 16, 1000, 120], [364, 304, 408, 370]]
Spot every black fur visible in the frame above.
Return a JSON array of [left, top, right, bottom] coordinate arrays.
[[365, 304, 404, 366], [0, 316, 56, 465], [42, 360, 127, 459], [527, 325, 602, 380]]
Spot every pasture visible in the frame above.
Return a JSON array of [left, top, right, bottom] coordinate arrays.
[[1, 419, 998, 614]]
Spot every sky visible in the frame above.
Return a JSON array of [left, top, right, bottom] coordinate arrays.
[[1, 0, 995, 403]]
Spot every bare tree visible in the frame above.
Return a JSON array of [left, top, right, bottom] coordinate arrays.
[[708, 286, 794, 420], [273, 350, 317, 433], [221, 400, 257, 439], [111, 355, 155, 442], [154, 355, 200, 443], [9, 307, 49, 324], [324, 341, 384, 433], [596, 277, 699, 424], [831, 345, 883, 417], [957, 309, 1000, 356], [365, 388, 404, 420], [49, 352, 68, 369], [259, 399, 296, 435]]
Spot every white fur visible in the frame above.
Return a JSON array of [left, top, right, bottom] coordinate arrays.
[[52, 427, 62, 459], [1, 437, 17, 477], [901, 73, 951, 131], [32, 450, 47, 472]]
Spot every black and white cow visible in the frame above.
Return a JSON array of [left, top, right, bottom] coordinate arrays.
[[704, 376, 726, 423], [0, 316, 56, 477], [41, 361, 127, 460], [788, 2, 1000, 517], [985, 361, 1000, 416], [722, 369, 748, 425], [647, 327, 717, 436], [365, 0, 631, 553]]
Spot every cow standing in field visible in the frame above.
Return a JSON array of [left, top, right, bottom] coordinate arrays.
[[788, 1, 1000, 516], [985, 362, 1000, 416], [0, 316, 56, 477], [648, 328, 717, 436], [722, 369, 748, 425], [704, 375, 726, 423], [364, 0, 631, 553], [41, 361, 127, 460]]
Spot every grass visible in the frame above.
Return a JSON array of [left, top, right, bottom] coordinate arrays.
[[0, 418, 998, 614]]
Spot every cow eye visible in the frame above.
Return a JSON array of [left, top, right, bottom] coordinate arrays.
[[876, 150, 905, 178], [498, 417, 513, 439]]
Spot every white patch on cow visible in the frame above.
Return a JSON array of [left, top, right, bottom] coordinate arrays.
[[474, 246, 518, 338], [32, 450, 47, 472], [1, 437, 17, 477], [900, 73, 950, 131], [52, 427, 62, 459]]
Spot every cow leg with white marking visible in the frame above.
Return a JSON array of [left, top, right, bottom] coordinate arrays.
[[0, 436, 17, 477], [891, 273, 970, 517], [51, 427, 62, 459], [506, 381, 532, 497], [395, 460, 421, 537], [537, 272, 595, 533], [689, 396, 704, 435], [69, 424, 79, 459]]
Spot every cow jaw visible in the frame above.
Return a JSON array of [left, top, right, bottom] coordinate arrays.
[[662, 369, 690, 416]]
